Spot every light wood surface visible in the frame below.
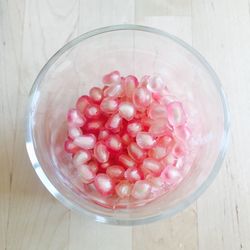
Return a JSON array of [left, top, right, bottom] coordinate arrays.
[[1, 1, 249, 249]]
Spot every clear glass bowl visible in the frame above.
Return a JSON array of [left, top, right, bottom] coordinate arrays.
[[26, 24, 230, 225]]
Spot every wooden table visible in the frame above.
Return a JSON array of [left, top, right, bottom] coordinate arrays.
[[1, 1, 249, 249]]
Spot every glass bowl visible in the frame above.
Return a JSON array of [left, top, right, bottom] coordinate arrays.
[[25, 24, 230, 225]]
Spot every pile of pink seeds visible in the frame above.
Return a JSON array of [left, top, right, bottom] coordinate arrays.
[[64, 71, 191, 205]]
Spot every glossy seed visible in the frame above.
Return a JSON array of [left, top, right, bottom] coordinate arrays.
[[88, 160, 99, 174], [76, 95, 91, 114], [94, 142, 110, 163], [115, 181, 132, 198], [142, 158, 163, 176], [77, 164, 96, 184], [123, 75, 139, 98], [84, 120, 104, 134], [67, 108, 86, 127], [104, 83, 123, 98], [166, 101, 186, 127], [127, 142, 146, 162], [102, 70, 121, 85], [131, 180, 151, 199], [118, 102, 136, 121], [132, 87, 152, 109], [127, 121, 142, 137], [73, 134, 96, 149], [106, 165, 125, 179], [100, 97, 119, 114], [94, 174, 115, 196], [98, 129, 110, 140], [105, 135, 122, 152], [124, 167, 143, 182], [68, 126, 82, 139], [105, 113, 122, 132], [118, 154, 137, 168], [147, 102, 168, 119], [136, 132, 156, 149], [84, 104, 101, 119], [64, 139, 80, 154], [121, 133, 132, 146], [89, 87, 103, 103], [147, 75, 165, 93], [160, 166, 182, 185], [73, 150, 91, 166]]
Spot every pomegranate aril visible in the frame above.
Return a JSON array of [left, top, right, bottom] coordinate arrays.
[[73, 150, 91, 166], [166, 101, 186, 127], [84, 104, 101, 119], [160, 166, 182, 185], [146, 176, 165, 190], [119, 154, 137, 168], [115, 181, 132, 198], [133, 87, 152, 109], [105, 113, 122, 132], [64, 139, 80, 154], [121, 133, 132, 146], [89, 87, 103, 103], [102, 70, 121, 85], [98, 129, 110, 140], [88, 160, 99, 174], [124, 167, 143, 182], [68, 127, 82, 139], [118, 102, 136, 121], [84, 120, 104, 134], [149, 119, 171, 137], [123, 75, 139, 98], [77, 164, 96, 184], [172, 143, 187, 158], [76, 95, 91, 114], [174, 125, 191, 141], [136, 132, 156, 149], [100, 97, 118, 114], [94, 174, 115, 196], [142, 158, 163, 176], [104, 83, 123, 98], [67, 108, 86, 127], [131, 180, 151, 200], [94, 142, 110, 163], [127, 121, 142, 137], [127, 142, 146, 162], [147, 102, 167, 119], [140, 75, 150, 87], [105, 134, 122, 152], [73, 134, 96, 149], [147, 75, 165, 93], [161, 154, 177, 166], [106, 165, 125, 179], [100, 161, 112, 169], [148, 145, 168, 160]]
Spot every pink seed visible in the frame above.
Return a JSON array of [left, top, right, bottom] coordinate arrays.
[[127, 142, 146, 162], [174, 125, 191, 141], [136, 132, 156, 149], [102, 70, 121, 85], [67, 108, 86, 127], [127, 121, 142, 137], [133, 87, 152, 109], [100, 161, 112, 169], [105, 135, 122, 152], [146, 176, 165, 191], [73, 150, 91, 166], [124, 167, 143, 182], [166, 101, 186, 127], [123, 75, 139, 98], [115, 181, 132, 198], [89, 87, 103, 103], [161, 154, 177, 167], [119, 154, 137, 168], [100, 97, 119, 114], [76, 95, 91, 114], [84, 120, 104, 134], [105, 113, 122, 132], [64, 139, 80, 154], [118, 102, 136, 121], [73, 134, 96, 149], [77, 164, 96, 184], [106, 165, 125, 179], [131, 180, 151, 200], [94, 142, 110, 163], [147, 102, 168, 119], [94, 174, 115, 196], [84, 104, 101, 119], [88, 160, 99, 173], [172, 143, 187, 158], [68, 126, 82, 139], [148, 144, 168, 160], [140, 75, 150, 87], [98, 129, 110, 140], [104, 83, 123, 98], [121, 133, 132, 146], [149, 119, 171, 137], [142, 158, 163, 176], [147, 75, 165, 93], [160, 166, 182, 185]]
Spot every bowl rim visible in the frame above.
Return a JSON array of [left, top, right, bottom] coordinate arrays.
[[25, 24, 230, 225]]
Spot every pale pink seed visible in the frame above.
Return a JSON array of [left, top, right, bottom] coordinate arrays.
[[127, 142, 146, 162], [159, 95, 177, 106], [136, 132, 156, 149], [94, 142, 110, 163], [104, 83, 123, 98], [77, 164, 96, 184], [166, 101, 186, 127], [106, 165, 125, 179], [172, 143, 187, 158], [119, 154, 137, 168], [146, 176, 166, 191], [174, 125, 191, 141], [89, 87, 103, 103], [68, 126, 82, 139], [76, 95, 91, 114], [98, 129, 110, 140], [121, 133, 131, 146], [105, 113, 122, 132], [84, 120, 103, 133], [94, 174, 114, 196], [84, 104, 101, 119], [127, 121, 142, 137], [67, 108, 86, 127], [102, 70, 121, 85], [133, 87, 152, 109], [142, 158, 163, 176], [124, 167, 143, 182], [123, 75, 139, 98], [147, 103, 168, 119], [160, 166, 182, 185], [148, 145, 168, 160], [118, 102, 136, 121], [115, 181, 132, 198], [64, 139, 80, 154], [147, 75, 165, 93], [73, 134, 96, 149], [88, 161, 99, 174], [140, 75, 150, 87], [73, 150, 91, 167], [131, 180, 151, 200], [161, 154, 177, 166], [149, 119, 171, 137], [105, 135, 122, 151], [100, 97, 118, 114]]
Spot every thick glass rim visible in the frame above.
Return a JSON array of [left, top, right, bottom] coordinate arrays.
[[25, 24, 230, 225]]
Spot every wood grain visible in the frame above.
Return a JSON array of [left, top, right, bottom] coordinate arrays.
[[1, 0, 250, 249]]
